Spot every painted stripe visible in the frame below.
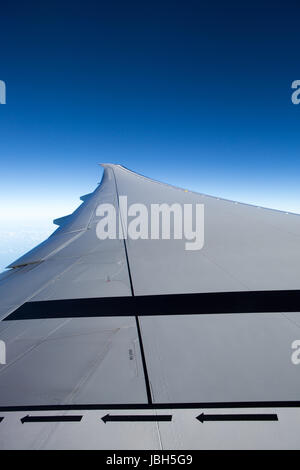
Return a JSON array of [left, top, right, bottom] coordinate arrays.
[[4, 290, 300, 321], [0, 401, 300, 412]]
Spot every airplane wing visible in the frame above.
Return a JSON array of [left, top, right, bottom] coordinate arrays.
[[0, 164, 300, 449]]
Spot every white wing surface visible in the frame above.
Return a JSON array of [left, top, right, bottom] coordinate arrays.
[[0, 164, 300, 449]]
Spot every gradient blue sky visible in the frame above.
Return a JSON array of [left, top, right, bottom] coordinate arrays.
[[0, 1, 300, 270]]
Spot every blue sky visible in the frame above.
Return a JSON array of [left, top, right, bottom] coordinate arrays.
[[0, 1, 300, 271]]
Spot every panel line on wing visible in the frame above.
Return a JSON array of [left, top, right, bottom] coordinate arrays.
[[110, 165, 153, 405]]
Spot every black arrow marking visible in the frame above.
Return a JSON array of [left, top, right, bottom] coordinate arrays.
[[21, 415, 83, 424], [0, 417, 3, 423], [102, 414, 172, 423], [197, 413, 278, 423]]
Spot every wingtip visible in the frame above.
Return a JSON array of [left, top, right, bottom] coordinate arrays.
[[99, 163, 117, 168], [99, 163, 127, 170]]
